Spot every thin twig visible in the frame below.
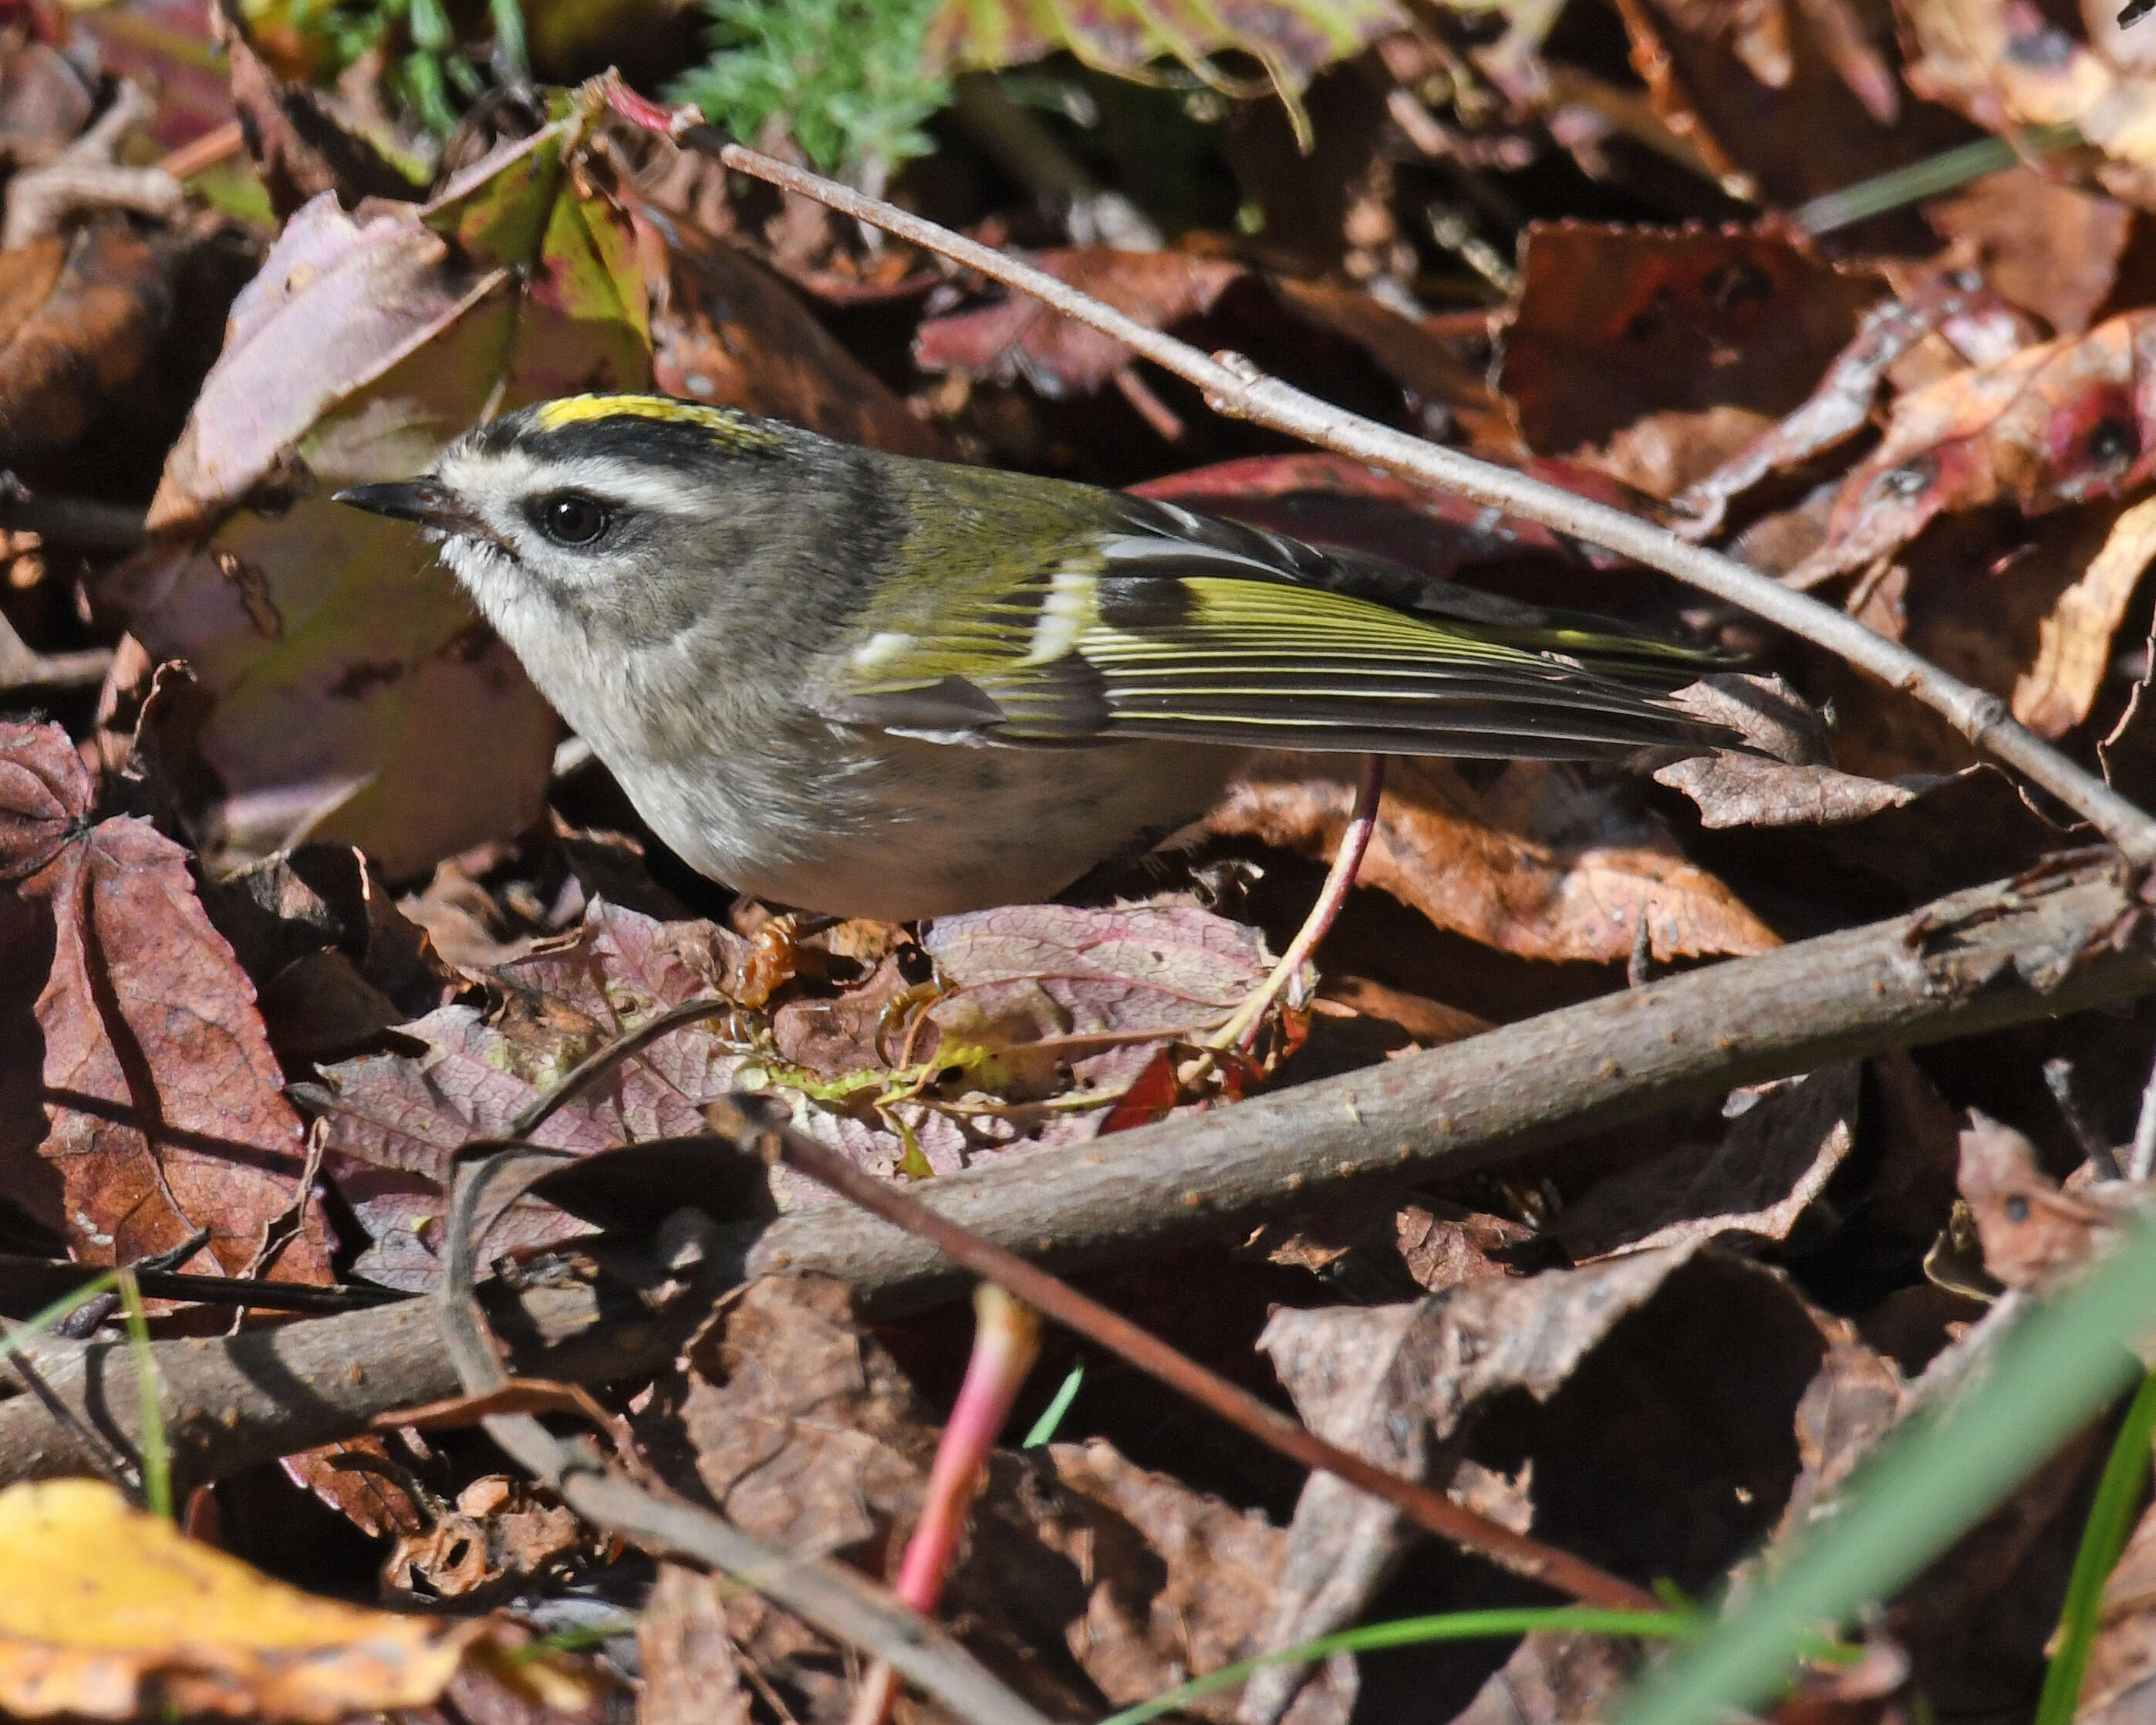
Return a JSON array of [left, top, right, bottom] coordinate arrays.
[[709, 1095, 1662, 1612], [596, 77, 2156, 862], [0, 613, 114, 696], [0, 1252, 402, 1315], [2130, 1054, 2156, 1183], [508, 997, 741, 1139], [0, 488, 150, 552]]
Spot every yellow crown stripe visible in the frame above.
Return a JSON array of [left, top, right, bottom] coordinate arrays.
[[530, 394, 783, 449]]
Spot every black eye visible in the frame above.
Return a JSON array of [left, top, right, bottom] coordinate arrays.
[[535, 492, 609, 546]]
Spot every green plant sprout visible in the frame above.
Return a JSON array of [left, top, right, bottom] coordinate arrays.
[[1022, 1362, 1085, 1447], [115, 1268, 172, 1521], [666, 0, 949, 183], [2035, 1368, 2156, 1722]]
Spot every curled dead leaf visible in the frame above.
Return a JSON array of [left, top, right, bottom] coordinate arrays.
[[1955, 1109, 2139, 1291], [1792, 311, 2156, 586], [1213, 754, 1777, 964]]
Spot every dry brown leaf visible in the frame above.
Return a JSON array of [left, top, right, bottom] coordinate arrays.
[[1791, 312, 2156, 586], [1034, 1440, 1345, 1725], [302, 890, 1281, 1283], [1658, 753, 1920, 827], [636, 1565, 753, 1725], [1956, 1110, 2137, 1291], [919, 899, 1281, 1100], [633, 1276, 1319, 1720], [2077, 1482, 2156, 1720], [653, 1274, 930, 1556], [1903, 0, 2156, 207], [1500, 224, 1883, 457], [0, 1479, 480, 1720], [1554, 1065, 1860, 1259], [111, 104, 643, 877], [1590, 403, 1775, 501], [1928, 168, 2131, 337], [1394, 1202, 1535, 1293], [916, 248, 1245, 396], [1608, 0, 1943, 208], [1213, 754, 1777, 964], [2015, 491, 2156, 736], [1675, 278, 2037, 537], [1652, 673, 2062, 895], [1776, 1328, 1912, 1541], [0, 221, 169, 463], [1240, 1247, 1703, 1724], [281, 1440, 426, 1543], [0, 39, 93, 161], [1449, 1631, 1643, 1725], [0, 720, 328, 1281], [219, 25, 419, 220], [384, 1476, 588, 1602], [637, 208, 950, 459]]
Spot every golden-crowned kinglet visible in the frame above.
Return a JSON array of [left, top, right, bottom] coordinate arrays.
[[338, 394, 1736, 920]]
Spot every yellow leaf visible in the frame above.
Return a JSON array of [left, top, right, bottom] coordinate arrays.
[[0, 1479, 480, 1720]]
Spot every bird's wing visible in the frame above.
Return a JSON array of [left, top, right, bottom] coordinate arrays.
[[809, 495, 1739, 759]]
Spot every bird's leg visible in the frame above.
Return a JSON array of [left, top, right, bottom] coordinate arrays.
[[1207, 753, 1387, 1053]]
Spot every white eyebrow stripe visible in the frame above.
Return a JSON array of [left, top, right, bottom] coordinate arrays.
[[434, 447, 719, 519]]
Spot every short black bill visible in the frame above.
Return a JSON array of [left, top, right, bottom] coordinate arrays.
[[334, 478, 488, 535]]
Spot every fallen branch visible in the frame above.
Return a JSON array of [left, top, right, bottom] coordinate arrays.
[[707, 1095, 1662, 1612], [597, 76, 2156, 861], [5, 854, 2153, 1481]]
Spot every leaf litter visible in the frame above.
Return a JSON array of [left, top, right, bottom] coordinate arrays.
[[22, 6, 2156, 1723]]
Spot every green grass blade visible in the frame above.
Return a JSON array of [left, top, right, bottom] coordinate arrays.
[[488, 0, 528, 79], [1098, 1607, 1690, 1725], [2036, 1368, 2156, 1722], [1022, 1362, 1085, 1448], [1619, 1219, 2156, 1725], [1791, 123, 2082, 234], [115, 1268, 172, 1521]]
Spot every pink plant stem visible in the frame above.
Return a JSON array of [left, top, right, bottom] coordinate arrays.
[[848, 1284, 1043, 1725], [1209, 754, 1386, 1052]]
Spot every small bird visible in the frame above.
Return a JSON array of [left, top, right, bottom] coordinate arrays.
[[338, 394, 1737, 923]]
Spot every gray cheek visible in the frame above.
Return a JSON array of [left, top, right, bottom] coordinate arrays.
[[568, 543, 710, 644]]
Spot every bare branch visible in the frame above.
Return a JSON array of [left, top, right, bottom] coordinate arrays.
[[5, 855, 2153, 1483]]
